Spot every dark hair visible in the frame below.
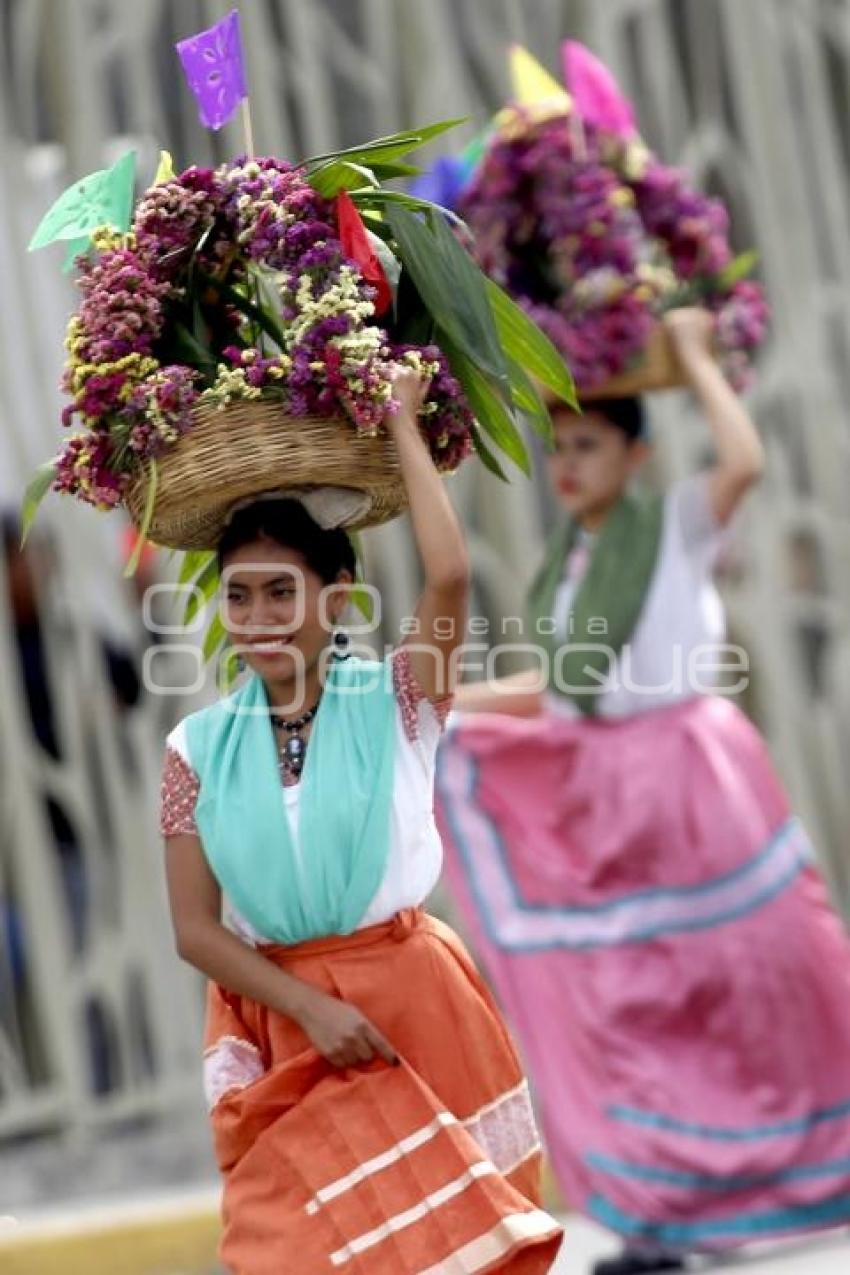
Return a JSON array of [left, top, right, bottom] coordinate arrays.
[[578, 396, 647, 441], [217, 499, 357, 582]]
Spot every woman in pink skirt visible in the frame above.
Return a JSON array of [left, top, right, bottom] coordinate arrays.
[[436, 308, 850, 1274]]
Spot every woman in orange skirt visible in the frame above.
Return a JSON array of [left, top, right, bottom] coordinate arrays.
[[159, 366, 562, 1274]]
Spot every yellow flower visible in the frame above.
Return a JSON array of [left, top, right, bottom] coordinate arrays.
[[90, 225, 136, 253], [67, 351, 159, 399], [622, 141, 651, 181]]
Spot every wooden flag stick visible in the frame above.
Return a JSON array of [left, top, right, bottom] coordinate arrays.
[[241, 97, 256, 157], [569, 107, 588, 163]]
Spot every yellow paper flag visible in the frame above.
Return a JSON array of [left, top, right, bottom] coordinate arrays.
[[509, 45, 571, 108], [154, 150, 176, 184]]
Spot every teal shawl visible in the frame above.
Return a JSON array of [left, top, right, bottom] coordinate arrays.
[[185, 658, 397, 944], [527, 494, 664, 715]]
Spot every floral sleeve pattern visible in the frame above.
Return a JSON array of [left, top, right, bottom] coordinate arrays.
[[160, 745, 201, 837], [392, 646, 454, 743]]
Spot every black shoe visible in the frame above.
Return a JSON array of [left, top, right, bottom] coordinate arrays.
[[593, 1251, 685, 1275]]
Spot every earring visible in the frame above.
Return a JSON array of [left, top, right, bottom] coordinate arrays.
[[332, 629, 351, 661]]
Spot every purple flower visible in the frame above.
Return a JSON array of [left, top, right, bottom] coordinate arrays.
[[54, 432, 128, 509], [392, 344, 474, 471], [134, 167, 226, 264]]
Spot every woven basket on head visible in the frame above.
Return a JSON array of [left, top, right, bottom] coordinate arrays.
[[125, 400, 406, 550], [581, 324, 687, 400]]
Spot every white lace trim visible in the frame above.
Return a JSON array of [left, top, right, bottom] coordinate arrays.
[[462, 1079, 541, 1175], [203, 1035, 265, 1111]]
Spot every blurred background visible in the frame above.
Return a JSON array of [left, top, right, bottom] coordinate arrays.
[[1, 1, 849, 1272]]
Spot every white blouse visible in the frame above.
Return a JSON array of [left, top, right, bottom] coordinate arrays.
[[548, 475, 729, 719], [160, 651, 449, 942]]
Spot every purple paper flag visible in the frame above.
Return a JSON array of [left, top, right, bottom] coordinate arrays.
[[176, 8, 247, 131], [410, 156, 469, 211]]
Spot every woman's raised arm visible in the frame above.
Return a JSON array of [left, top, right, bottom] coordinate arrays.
[[385, 366, 470, 699]]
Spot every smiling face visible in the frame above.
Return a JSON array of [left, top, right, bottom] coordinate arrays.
[[547, 408, 649, 525], [221, 536, 351, 685]]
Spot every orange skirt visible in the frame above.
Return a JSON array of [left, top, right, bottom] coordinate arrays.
[[204, 909, 563, 1274]]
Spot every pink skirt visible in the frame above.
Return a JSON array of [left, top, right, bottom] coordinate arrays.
[[435, 695, 850, 1252]]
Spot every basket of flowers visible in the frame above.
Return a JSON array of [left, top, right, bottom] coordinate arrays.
[[25, 131, 574, 554], [24, 5, 577, 559], [422, 44, 769, 399], [579, 323, 683, 400]]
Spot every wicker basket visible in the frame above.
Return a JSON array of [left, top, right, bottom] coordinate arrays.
[[125, 401, 406, 550], [581, 324, 687, 400]]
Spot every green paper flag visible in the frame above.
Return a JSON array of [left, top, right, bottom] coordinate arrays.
[[63, 237, 92, 273], [459, 130, 488, 173], [28, 150, 137, 252]]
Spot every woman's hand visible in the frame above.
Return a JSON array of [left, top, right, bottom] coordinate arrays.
[[664, 306, 715, 371], [384, 364, 431, 430], [295, 988, 399, 1069], [663, 307, 764, 524]]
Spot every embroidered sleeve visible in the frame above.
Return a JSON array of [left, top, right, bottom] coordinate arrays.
[[160, 745, 201, 837], [392, 646, 454, 743]]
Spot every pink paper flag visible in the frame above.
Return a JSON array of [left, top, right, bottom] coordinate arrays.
[[561, 41, 637, 139], [176, 8, 247, 131]]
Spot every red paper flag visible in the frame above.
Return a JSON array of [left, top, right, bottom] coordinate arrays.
[[336, 192, 392, 316]]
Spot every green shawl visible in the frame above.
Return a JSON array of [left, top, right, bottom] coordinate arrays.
[[527, 494, 664, 715], [184, 658, 397, 944]]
